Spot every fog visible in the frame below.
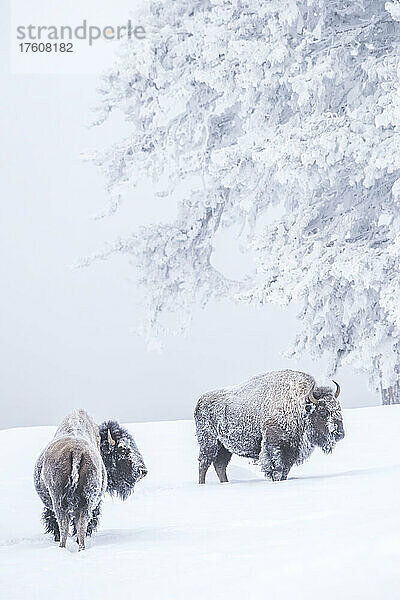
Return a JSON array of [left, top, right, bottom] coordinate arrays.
[[0, 6, 377, 429]]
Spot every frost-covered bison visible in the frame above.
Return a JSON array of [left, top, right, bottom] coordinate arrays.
[[34, 409, 107, 550], [194, 369, 344, 484], [99, 420, 147, 499]]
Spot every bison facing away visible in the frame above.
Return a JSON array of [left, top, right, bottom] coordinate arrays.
[[99, 421, 147, 500], [34, 409, 107, 550], [194, 369, 344, 484]]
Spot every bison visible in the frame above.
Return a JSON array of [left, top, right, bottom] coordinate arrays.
[[194, 369, 344, 484], [34, 409, 107, 550], [99, 420, 147, 500]]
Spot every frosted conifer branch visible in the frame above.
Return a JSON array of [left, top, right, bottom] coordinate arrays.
[[87, 0, 400, 395]]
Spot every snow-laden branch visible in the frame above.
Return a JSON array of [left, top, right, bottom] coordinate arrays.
[[86, 0, 400, 397]]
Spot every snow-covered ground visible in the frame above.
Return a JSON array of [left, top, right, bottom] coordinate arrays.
[[0, 406, 399, 599]]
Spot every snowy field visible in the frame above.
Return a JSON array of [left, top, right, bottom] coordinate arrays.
[[0, 406, 399, 599]]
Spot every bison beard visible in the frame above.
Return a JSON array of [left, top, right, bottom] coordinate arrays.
[[99, 421, 147, 500]]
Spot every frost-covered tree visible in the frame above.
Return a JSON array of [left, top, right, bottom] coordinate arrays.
[[85, 0, 400, 403]]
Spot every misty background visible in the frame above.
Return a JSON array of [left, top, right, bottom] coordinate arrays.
[[0, 4, 377, 430]]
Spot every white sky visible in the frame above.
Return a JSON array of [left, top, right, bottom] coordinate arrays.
[[0, 3, 377, 429]]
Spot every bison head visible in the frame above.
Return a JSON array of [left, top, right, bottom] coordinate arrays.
[[305, 381, 345, 453], [99, 421, 147, 500]]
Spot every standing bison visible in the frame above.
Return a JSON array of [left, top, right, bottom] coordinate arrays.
[[34, 409, 107, 550], [35, 413, 147, 550], [194, 369, 344, 484]]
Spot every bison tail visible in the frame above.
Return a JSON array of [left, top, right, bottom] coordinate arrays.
[[70, 450, 82, 489], [60, 451, 82, 511]]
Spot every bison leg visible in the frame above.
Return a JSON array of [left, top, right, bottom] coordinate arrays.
[[280, 464, 291, 481], [42, 507, 60, 541], [86, 503, 101, 537], [75, 511, 88, 551], [213, 444, 232, 483], [56, 510, 70, 549], [73, 503, 101, 539], [37, 484, 60, 541], [199, 456, 212, 484], [260, 438, 287, 482], [197, 431, 219, 484]]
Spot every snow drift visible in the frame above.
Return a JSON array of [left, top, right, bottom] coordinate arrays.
[[0, 406, 399, 599]]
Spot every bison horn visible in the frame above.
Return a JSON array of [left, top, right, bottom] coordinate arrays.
[[107, 429, 116, 446], [308, 384, 318, 404], [332, 380, 341, 399]]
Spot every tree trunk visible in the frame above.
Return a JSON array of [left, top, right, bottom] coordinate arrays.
[[381, 381, 400, 405]]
